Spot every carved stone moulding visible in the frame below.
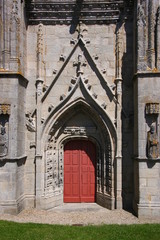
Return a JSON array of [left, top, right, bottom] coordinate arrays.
[[63, 126, 97, 135], [145, 103, 160, 115], [26, 0, 133, 25], [0, 104, 11, 115]]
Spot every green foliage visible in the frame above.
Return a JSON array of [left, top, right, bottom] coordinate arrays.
[[0, 221, 160, 240]]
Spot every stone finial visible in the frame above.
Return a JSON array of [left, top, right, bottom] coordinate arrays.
[[37, 23, 44, 80], [37, 23, 43, 55]]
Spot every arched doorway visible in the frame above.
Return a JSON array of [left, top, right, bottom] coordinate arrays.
[[64, 140, 96, 203]]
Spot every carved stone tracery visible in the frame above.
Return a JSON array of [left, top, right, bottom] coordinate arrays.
[[137, 4, 147, 71]]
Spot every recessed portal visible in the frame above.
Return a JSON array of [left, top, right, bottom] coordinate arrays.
[[64, 140, 96, 203]]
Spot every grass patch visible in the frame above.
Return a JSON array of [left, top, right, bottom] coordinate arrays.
[[0, 221, 160, 240]]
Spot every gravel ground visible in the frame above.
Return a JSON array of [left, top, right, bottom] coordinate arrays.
[[0, 208, 160, 225]]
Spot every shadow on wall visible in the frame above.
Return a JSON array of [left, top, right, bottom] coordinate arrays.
[[115, 13, 134, 211], [70, 0, 83, 34]]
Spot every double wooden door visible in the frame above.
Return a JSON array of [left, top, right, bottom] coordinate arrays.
[[64, 140, 96, 202]]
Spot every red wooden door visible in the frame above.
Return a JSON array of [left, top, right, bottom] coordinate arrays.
[[64, 140, 96, 202]]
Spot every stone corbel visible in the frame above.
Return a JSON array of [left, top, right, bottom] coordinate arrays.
[[26, 112, 36, 132]]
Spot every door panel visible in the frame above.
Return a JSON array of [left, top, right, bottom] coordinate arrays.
[[64, 140, 96, 202]]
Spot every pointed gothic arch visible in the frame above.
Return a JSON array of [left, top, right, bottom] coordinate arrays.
[[39, 98, 117, 209]]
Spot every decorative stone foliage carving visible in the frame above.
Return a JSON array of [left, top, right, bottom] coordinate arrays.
[[11, 0, 19, 23], [44, 137, 61, 195], [0, 104, 10, 115], [63, 126, 96, 135], [37, 23, 43, 56], [45, 149, 54, 192], [37, 23, 44, 80], [105, 136, 112, 194], [145, 103, 160, 115]]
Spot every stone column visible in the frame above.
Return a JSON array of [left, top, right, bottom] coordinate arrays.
[[156, 6, 160, 69], [10, 0, 20, 71], [0, 1, 3, 69], [114, 28, 123, 209], [35, 23, 44, 208], [35, 78, 43, 208], [147, 0, 155, 69], [1, 0, 10, 70]]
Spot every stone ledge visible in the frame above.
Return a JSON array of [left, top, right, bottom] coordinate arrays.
[[0, 72, 28, 87], [133, 71, 160, 80], [134, 157, 160, 162], [0, 155, 27, 162]]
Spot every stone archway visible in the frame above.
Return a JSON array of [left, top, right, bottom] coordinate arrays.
[[40, 100, 117, 210]]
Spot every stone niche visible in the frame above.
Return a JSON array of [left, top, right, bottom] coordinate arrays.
[[0, 104, 10, 158], [145, 103, 160, 159]]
